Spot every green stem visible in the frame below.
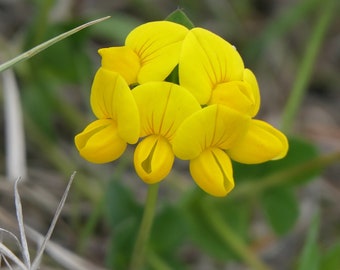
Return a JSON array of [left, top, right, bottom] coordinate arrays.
[[77, 195, 105, 253], [201, 201, 271, 270], [147, 250, 173, 270], [130, 183, 159, 270], [281, 0, 336, 133], [230, 152, 340, 200]]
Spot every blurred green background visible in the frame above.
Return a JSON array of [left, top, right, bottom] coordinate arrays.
[[0, 0, 340, 269]]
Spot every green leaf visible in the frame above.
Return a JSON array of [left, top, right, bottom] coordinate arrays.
[[320, 242, 340, 270], [261, 188, 299, 235], [148, 213, 189, 270], [297, 213, 320, 270], [181, 189, 250, 261], [29, 22, 92, 83], [22, 82, 59, 139], [165, 65, 179, 84], [105, 179, 143, 269], [105, 179, 142, 227], [214, 197, 250, 241], [90, 13, 142, 44], [150, 204, 187, 255], [165, 9, 195, 29], [181, 190, 228, 260], [107, 218, 139, 269]]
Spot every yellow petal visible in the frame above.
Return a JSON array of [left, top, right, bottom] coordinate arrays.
[[172, 104, 250, 160], [190, 148, 234, 197], [179, 27, 244, 104], [243, 68, 260, 117], [98, 47, 140, 86], [74, 119, 126, 163], [134, 135, 174, 184], [90, 68, 140, 144], [126, 21, 189, 83], [227, 119, 289, 164], [209, 81, 256, 116], [132, 81, 201, 140]]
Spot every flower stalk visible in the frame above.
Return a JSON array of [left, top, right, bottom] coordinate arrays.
[[129, 183, 159, 270]]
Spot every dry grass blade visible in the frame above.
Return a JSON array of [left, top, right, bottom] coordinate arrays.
[[14, 178, 30, 268], [1, 252, 15, 270], [25, 226, 108, 270], [2, 69, 27, 181], [0, 230, 2, 267], [0, 228, 23, 252], [0, 242, 28, 270], [30, 171, 76, 270], [1, 254, 12, 270]]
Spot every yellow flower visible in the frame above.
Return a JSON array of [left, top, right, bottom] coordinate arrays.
[[132, 81, 201, 184], [179, 27, 245, 105], [178, 27, 288, 167], [208, 68, 260, 117], [172, 105, 250, 196], [99, 21, 189, 85], [227, 120, 288, 164], [74, 68, 140, 163], [74, 18, 289, 198], [179, 28, 260, 117]]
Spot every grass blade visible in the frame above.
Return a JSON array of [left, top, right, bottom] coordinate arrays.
[[14, 178, 31, 268], [0, 242, 28, 270], [281, 0, 337, 132], [2, 69, 27, 181], [30, 172, 76, 270], [1, 254, 13, 270], [297, 213, 321, 270], [0, 16, 110, 73], [26, 226, 108, 270], [0, 230, 2, 267], [0, 228, 23, 252]]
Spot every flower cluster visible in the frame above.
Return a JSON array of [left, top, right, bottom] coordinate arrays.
[[75, 20, 288, 197]]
